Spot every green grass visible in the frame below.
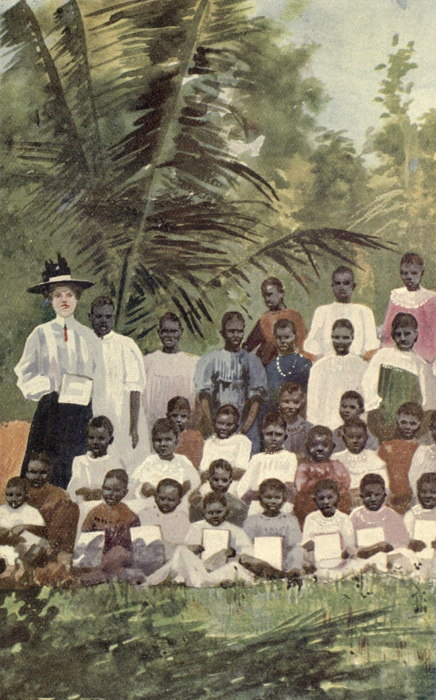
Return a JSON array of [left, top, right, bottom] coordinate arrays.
[[0, 575, 434, 699]]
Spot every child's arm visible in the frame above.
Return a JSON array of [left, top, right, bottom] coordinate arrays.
[[129, 390, 140, 448], [358, 542, 393, 558], [240, 398, 261, 435], [408, 539, 427, 553], [75, 487, 103, 501]]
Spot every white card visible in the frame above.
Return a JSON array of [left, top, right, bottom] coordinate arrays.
[[201, 528, 229, 560], [356, 527, 385, 548], [59, 373, 93, 405], [414, 520, 435, 548], [313, 532, 342, 566], [254, 536, 283, 570], [73, 532, 104, 568], [130, 525, 162, 546]]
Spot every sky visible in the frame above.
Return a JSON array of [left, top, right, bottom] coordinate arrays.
[[255, 0, 436, 153]]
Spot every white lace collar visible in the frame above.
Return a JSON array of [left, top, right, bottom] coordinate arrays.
[[390, 287, 435, 308]]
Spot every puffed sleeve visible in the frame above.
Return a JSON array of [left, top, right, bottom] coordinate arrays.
[[194, 353, 216, 397], [361, 352, 383, 412], [14, 327, 53, 401], [304, 306, 325, 356], [124, 337, 146, 392]]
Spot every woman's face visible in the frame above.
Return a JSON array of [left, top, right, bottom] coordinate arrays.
[[50, 284, 78, 318]]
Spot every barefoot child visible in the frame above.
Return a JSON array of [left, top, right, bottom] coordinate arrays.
[[265, 319, 312, 403], [167, 396, 204, 469], [190, 459, 249, 527], [332, 391, 378, 452], [278, 382, 313, 459], [199, 405, 252, 485]]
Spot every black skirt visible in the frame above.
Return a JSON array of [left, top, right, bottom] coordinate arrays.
[[21, 392, 92, 489]]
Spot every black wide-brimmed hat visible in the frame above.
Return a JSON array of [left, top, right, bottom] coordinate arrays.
[[27, 254, 94, 294]]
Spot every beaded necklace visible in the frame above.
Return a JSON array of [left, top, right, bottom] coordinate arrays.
[[275, 354, 299, 378]]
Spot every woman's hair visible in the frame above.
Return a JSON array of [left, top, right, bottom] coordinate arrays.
[[46, 282, 83, 300], [396, 401, 423, 421], [152, 417, 179, 439]]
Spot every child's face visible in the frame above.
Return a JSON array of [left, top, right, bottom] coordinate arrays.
[[307, 433, 334, 462], [88, 425, 112, 458], [392, 324, 417, 351], [279, 389, 304, 420], [102, 477, 127, 506], [26, 460, 50, 488], [259, 487, 285, 516], [262, 423, 286, 453], [204, 501, 228, 527], [89, 303, 115, 338], [314, 487, 338, 517], [153, 430, 178, 459], [214, 413, 237, 440], [339, 397, 363, 422], [222, 318, 244, 352], [155, 485, 181, 513], [396, 412, 421, 440], [417, 482, 436, 510], [158, 319, 182, 352], [360, 483, 385, 511], [400, 262, 423, 292], [331, 325, 353, 355], [343, 426, 367, 454], [262, 284, 284, 311], [167, 405, 190, 432], [209, 467, 232, 493], [274, 326, 296, 355], [50, 284, 78, 318], [6, 485, 27, 509], [331, 271, 355, 303]]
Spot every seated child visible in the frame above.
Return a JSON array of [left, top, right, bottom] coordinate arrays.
[[190, 459, 248, 527], [334, 419, 388, 507], [294, 426, 351, 527], [265, 319, 312, 403], [363, 313, 435, 442], [167, 396, 204, 469], [129, 418, 200, 510], [138, 479, 191, 560], [0, 477, 46, 584], [25, 452, 79, 581], [409, 411, 436, 497], [243, 276, 307, 365], [380, 252, 436, 363], [405, 473, 436, 561], [378, 402, 424, 514], [146, 492, 254, 587], [237, 412, 297, 515], [306, 319, 366, 430], [302, 479, 356, 576], [304, 266, 378, 359], [80, 469, 141, 584], [350, 474, 408, 564], [242, 478, 303, 578], [332, 391, 378, 452], [278, 382, 313, 459], [199, 405, 252, 487]]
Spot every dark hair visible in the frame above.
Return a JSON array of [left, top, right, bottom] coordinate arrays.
[[156, 478, 183, 498], [278, 381, 305, 398], [6, 476, 29, 493], [259, 478, 286, 495], [429, 411, 436, 427], [88, 415, 114, 436], [209, 459, 233, 476], [313, 479, 340, 496], [152, 417, 179, 440], [28, 452, 51, 470], [417, 472, 436, 488], [391, 312, 418, 333], [342, 418, 368, 434], [159, 312, 182, 329], [261, 277, 284, 294], [400, 252, 424, 268], [104, 469, 128, 487], [306, 425, 333, 445], [46, 282, 83, 301], [221, 311, 244, 333], [273, 318, 296, 335], [332, 265, 354, 279], [262, 410, 287, 431], [90, 295, 114, 313], [332, 318, 354, 333], [340, 390, 364, 411], [214, 404, 240, 424], [203, 492, 227, 509], [396, 401, 423, 421], [167, 396, 191, 414], [359, 473, 386, 491]]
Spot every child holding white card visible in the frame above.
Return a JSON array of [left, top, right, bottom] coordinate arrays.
[[242, 479, 303, 579], [137, 478, 190, 559], [405, 473, 436, 559]]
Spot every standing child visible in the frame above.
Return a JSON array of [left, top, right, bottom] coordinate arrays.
[[243, 277, 307, 365], [294, 426, 351, 527], [332, 391, 378, 452], [278, 382, 313, 460], [334, 419, 388, 508], [306, 319, 366, 430], [408, 411, 436, 497], [167, 396, 204, 469], [304, 266, 378, 359], [380, 252, 436, 363], [199, 405, 252, 482], [194, 311, 267, 437], [190, 459, 249, 527], [265, 319, 312, 403], [378, 402, 424, 514], [237, 412, 297, 515], [362, 313, 435, 442]]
